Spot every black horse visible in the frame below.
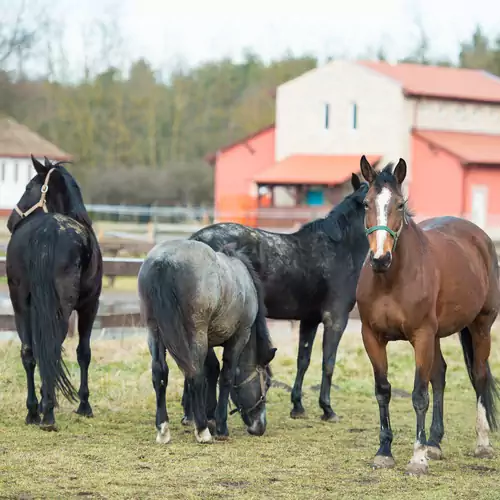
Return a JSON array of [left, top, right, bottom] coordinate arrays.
[[6, 156, 103, 431], [182, 173, 369, 421]]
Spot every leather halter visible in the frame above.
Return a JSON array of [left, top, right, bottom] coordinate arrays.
[[229, 365, 268, 416], [365, 211, 408, 252], [14, 168, 56, 219]]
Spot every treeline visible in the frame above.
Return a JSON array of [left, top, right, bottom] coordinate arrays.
[[0, 18, 499, 206]]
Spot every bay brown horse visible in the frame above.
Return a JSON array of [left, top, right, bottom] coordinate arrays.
[[356, 155, 500, 475]]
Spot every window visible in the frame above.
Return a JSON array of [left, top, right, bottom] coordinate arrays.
[[14, 163, 18, 183], [351, 102, 358, 130], [324, 103, 330, 129], [0, 162, 5, 182]]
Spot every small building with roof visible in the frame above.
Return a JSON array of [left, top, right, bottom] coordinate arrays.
[[0, 117, 72, 212], [208, 61, 500, 231]]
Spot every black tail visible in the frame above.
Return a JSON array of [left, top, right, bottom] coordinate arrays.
[[221, 244, 277, 367], [139, 261, 195, 377], [459, 326, 499, 431], [29, 246, 77, 403]]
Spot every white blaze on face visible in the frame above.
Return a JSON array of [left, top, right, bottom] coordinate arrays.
[[374, 187, 392, 258]]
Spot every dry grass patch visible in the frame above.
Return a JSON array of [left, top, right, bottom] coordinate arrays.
[[0, 324, 499, 499]]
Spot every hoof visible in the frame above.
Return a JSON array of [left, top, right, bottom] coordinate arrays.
[[181, 416, 193, 426], [427, 446, 443, 460], [75, 404, 94, 418], [156, 422, 171, 444], [290, 408, 306, 419], [474, 445, 494, 459], [215, 433, 230, 441], [406, 461, 429, 476], [207, 419, 216, 434], [320, 413, 341, 423], [25, 413, 41, 426], [40, 423, 58, 432], [372, 455, 395, 469], [194, 427, 213, 444]]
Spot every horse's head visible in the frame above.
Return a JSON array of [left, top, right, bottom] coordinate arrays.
[[230, 344, 276, 436], [360, 155, 409, 273], [7, 156, 91, 234]]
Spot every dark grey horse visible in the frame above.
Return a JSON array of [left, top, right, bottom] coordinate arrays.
[[138, 240, 277, 444]]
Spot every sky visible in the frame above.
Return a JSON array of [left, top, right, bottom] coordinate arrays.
[[13, 0, 500, 77]]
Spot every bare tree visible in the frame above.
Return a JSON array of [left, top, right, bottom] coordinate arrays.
[[0, 0, 50, 68]]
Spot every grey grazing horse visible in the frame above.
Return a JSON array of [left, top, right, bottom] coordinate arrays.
[[138, 240, 277, 444]]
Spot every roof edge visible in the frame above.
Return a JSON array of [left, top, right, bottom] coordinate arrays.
[[412, 129, 468, 163], [204, 123, 275, 165]]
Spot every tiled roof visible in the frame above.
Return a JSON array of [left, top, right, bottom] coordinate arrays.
[[253, 154, 381, 185], [0, 117, 71, 160], [414, 129, 500, 165], [359, 61, 500, 103]]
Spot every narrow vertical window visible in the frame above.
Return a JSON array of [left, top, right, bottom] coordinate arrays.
[[1, 163, 5, 182], [351, 102, 358, 130], [14, 163, 18, 183], [324, 103, 330, 129]]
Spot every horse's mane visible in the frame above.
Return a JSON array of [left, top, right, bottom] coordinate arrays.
[[46, 159, 93, 228], [297, 183, 369, 242], [375, 162, 415, 220], [220, 243, 275, 367]]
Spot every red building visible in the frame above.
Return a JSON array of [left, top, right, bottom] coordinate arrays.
[[208, 61, 500, 232]]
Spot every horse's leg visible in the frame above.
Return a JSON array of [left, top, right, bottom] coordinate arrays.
[[180, 378, 192, 426], [427, 338, 447, 460], [75, 298, 99, 417], [11, 288, 39, 425], [148, 332, 170, 444], [205, 347, 220, 433], [290, 319, 319, 419], [319, 310, 349, 422], [215, 329, 250, 439], [362, 324, 394, 468], [407, 328, 435, 476], [187, 339, 211, 444], [181, 348, 219, 428], [17, 313, 40, 425], [467, 315, 497, 459]]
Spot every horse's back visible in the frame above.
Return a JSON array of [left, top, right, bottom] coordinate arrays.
[[141, 239, 257, 343], [419, 216, 499, 330], [7, 214, 88, 277], [419, 216, 497, 270]]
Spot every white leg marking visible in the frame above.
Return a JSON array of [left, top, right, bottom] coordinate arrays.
[[374, 187, 392, 258], [477, 398, 490, 448], [194, 427, 213, 444], [406, 440, 429, 475], [156, 421, 171, 444]]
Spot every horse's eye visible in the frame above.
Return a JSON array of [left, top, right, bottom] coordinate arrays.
[[363, 201, 369, 210], [397, 202, 405, 211]]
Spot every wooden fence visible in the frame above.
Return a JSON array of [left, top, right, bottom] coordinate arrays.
[[0, 257, 144, 332]]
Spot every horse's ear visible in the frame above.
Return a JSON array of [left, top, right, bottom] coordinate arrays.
[[31, 155, 48, 175], [394, 158, 407, 185], [351, 173, 361, 191], [262, 347, 277, 366], [360, 155, 376, 184]]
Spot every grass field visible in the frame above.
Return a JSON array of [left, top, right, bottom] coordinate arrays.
[[1, 324, 500, 500]]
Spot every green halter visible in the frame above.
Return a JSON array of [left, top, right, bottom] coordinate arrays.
[[365, 224, 402, 252]]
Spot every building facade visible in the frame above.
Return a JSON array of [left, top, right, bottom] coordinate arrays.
[[208, 61, 500, 230], [0, 117, 72, 212]]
